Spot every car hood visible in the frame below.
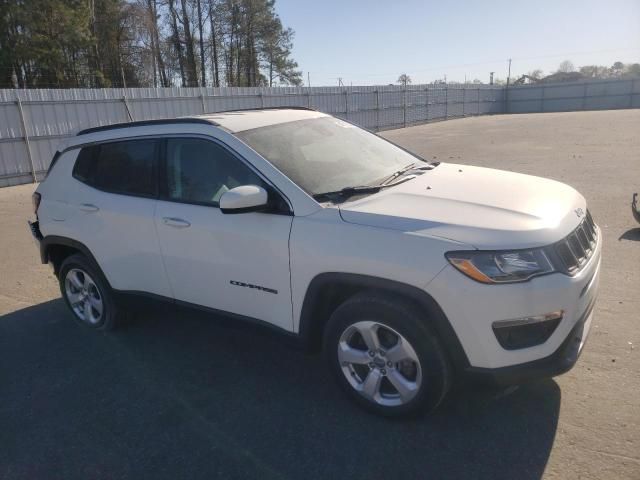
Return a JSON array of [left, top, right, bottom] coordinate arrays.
[[338, 163, 586, 249]]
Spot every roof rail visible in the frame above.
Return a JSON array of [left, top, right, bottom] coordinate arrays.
[[211, 106, 316, 113], [77, 118, 217, 136], [77, 106, 317, 136]]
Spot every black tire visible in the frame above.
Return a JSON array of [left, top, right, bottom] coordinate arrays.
[[58, 253, 128, 331], [323, 291, 451, 417]]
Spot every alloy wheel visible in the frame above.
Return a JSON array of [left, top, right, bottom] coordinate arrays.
[[337, 320, 422, 407], [64, 268, 104, 325]]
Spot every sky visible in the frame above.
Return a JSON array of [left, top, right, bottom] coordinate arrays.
[[275, 0, 640, 86]]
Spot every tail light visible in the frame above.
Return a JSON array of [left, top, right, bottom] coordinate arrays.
[[32, 192, 41, 216]]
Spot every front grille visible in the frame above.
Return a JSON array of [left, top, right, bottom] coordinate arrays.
[[554, 211, 597, 274]]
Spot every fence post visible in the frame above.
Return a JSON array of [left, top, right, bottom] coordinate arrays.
[[424, 87, 429, 123], [122, 95, 133, 121], [201, 91, 207, 113], [375, 90, 380, 131], [344, 90, 349, 118], [582, 83, 588, 111], [15, 92, 37, 184], [403, 88, 408, 128], [477, 87, 480, 115], [540, 85, 545, 113], [307, 89, 311, 109], [504, 84, 508, 114], [462, 87, 466, 117], [259, 92, 264, 108], [630, 79, 635, 109], [444, 86, 448, 119]]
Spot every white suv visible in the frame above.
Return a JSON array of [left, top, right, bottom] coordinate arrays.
[[29, 108, 601, 417]]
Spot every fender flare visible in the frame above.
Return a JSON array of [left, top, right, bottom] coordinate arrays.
[[298, 272, 470, 370], [40, 236, 106, 280]]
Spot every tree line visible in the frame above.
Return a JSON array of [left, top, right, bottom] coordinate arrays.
[[512, 60, 640, 85], [0, 0, 302, 88]]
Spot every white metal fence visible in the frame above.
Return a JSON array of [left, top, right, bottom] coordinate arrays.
[[507, 78, 639, 113], [0, 78, 637, 187], [0, 84, 503, 187]]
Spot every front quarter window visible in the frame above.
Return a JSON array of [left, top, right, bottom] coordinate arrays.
[[236, 117, 425, 196]]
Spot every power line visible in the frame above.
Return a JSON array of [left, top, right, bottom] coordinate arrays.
[[305, 47, 640, 78]]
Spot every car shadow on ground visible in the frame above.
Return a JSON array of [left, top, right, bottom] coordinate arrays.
[[1, 299, 561, 480], [618, 227, 640, 242]]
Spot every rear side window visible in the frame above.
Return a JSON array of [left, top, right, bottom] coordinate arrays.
[[72, 146, 97, 183], [72, 139, 158, 197]]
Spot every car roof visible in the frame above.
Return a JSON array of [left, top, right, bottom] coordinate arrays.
[[193, 108, 328, 133], [75, 108, 328, 137]]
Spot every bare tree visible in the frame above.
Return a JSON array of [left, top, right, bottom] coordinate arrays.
[[179, 0, 198, 86], [557, 60, 575, 73], [168, 0, 187, 86], [144, 0, 169, 86], [527, 69, 543, 79], [397, 73, 411, 86], [196, 0, 206, 86], [0, 0, 303, 89], [207, 0, 221, 86]]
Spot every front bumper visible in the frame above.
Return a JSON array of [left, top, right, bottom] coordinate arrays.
[[427, 227, 601, 372], [465, 295, 595, 384]]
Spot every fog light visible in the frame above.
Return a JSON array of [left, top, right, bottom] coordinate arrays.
[[492, 311, 563, 350]]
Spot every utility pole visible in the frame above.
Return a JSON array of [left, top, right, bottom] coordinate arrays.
[[507, 59, 512, 86], [307, 72, 311, 88], [338, 77, 343, 87], [444, 74, 447, 84], [490, 72, 494, 85]]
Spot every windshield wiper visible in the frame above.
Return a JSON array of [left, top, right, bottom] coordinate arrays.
[[379, 161, 436, 186], [313, 176, 415, 203]]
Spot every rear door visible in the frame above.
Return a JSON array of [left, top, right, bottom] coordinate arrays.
[[64, 138, 172, 297], [154, 137, 294, 331]]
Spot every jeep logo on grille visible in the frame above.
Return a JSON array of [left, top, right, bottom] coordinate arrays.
[[574, 208, 584, 218]]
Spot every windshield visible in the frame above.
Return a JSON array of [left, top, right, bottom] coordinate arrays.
[[236, 116, 425, 195]]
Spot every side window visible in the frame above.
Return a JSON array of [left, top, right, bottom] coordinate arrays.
[[72, 146, 97, 183], [72, 139, 158, 197], [165, 138, 266, 206]]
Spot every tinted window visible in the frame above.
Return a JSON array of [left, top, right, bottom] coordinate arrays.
[[72, 146, 97, 183], [72, 140, 158, 197], [165, 138, 265, 205]]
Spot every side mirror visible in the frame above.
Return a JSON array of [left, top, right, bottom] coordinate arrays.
[[219, 185, 268, 214]]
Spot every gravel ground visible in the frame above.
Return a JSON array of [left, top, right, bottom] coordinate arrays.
[[1, 110, 639, 479]]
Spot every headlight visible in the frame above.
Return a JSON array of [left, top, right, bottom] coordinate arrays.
[[445, 249, 554, 284]]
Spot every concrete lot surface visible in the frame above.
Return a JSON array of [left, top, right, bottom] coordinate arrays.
[[1, 110, 639, 479]]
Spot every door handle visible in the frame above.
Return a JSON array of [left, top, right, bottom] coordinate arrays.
[[79, 203, 99, 213], [162, 217, 191, 228]]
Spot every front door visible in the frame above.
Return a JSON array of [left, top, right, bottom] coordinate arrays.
[[154, 137, 294, 331]]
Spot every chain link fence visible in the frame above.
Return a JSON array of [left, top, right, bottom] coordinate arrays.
[[1, 78, 637, 187]]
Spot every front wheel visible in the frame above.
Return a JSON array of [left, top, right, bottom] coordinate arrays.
[[324, 292, 451, 417]]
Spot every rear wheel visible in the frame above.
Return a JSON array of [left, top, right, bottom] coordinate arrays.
[[324, 292, 451, 417], [58, 254, 127, 330]]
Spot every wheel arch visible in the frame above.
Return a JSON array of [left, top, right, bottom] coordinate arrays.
[[41, 235, 107, 283], [298, 272, 470, 370]]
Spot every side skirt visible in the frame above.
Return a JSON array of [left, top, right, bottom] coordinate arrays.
[[113, 290, 304, 348]]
